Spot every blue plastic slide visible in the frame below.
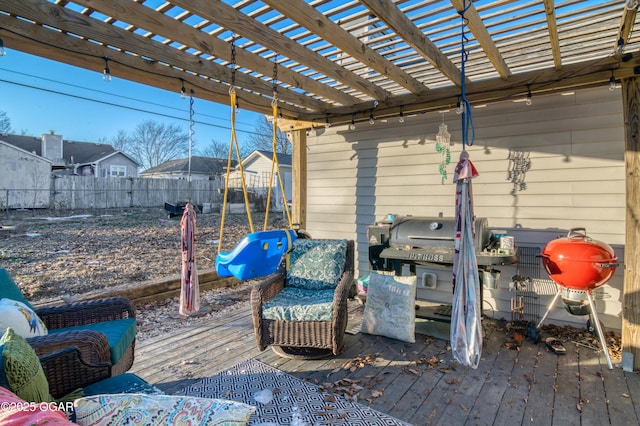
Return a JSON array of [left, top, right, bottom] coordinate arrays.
[[215, 229, 298, 280]]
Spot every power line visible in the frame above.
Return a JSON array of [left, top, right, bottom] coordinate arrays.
[[0, 76, 264, 137], [0, 67, 258, 128]]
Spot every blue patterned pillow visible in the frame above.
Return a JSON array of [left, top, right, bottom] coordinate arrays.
[[73, 394, 256, 426], [286, 240, 347, 290]]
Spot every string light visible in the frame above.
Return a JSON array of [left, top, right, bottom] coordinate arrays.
[[349, 113, 356, 130], [180, 78, 187, 99], [399, 105, 405, 123], [616, 37, 625, 55], [525, 85, 532, 106], [609, 71, 616, 91], [103, 57, 112, 82], [0, 38, 6, 57]]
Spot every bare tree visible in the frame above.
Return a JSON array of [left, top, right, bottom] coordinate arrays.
[[110, 130, 132, 152], [126, 120, 189, 170], [198, 137, 252, 160], [198, 139, 229, 159], [0, 110, 12, 134], [249, 115, 291, 155]]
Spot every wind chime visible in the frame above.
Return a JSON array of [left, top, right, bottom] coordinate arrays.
[[506, 150, 531, 195], [435, 114, 451, 184]]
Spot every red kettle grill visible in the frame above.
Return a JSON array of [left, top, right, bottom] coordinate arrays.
[[536, 228, 618, 369]]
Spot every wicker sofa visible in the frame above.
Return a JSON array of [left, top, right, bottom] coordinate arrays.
[[0, 268, 137, 394], [250, 239, 354, 358]]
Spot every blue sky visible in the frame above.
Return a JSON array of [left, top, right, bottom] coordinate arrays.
[[0, 49, 263, 153]]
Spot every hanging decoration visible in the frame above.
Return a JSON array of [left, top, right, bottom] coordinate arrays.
[[450, 0, 482, 370], [435, 116, 451, 184], [506, 150, 531, 195]]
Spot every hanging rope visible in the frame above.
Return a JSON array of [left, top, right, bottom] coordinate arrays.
[[263, 55, 293, 230], [218, 38, 254, 253], [459, 0, 475, 149], [187, 90, 195, 202]]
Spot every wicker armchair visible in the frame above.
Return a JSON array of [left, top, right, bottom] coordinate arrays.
[[1, 268, 136, 377], [39, 346, 112, 399], [250, 239, 354, 358], [28, 297, 137, 376]]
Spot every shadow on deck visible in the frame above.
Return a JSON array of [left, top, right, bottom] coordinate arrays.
[[130, 300, 640, 426]]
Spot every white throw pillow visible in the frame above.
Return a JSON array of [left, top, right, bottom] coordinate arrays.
[[0, 299, 47, 338], [360, 272, 417, 343]]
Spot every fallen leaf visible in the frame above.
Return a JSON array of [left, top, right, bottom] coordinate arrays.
[[513, 332, 525, 345]]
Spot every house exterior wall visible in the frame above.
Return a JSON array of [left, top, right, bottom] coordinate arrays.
[[229, 153, 292, 210], [95, 153, 139, 178], [0, 142, 51, 208], [303, 86, 625, 330]]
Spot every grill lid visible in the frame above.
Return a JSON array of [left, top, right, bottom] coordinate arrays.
[[542, 228, 618, 290], [388, 216, 489, 251]]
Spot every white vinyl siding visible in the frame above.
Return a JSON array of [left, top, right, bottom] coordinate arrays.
[[304, 86, 625, 330]]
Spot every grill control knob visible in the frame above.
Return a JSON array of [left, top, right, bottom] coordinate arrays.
[[429, 222, 441, 230]]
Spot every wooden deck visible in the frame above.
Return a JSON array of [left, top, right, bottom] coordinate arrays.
[[130, 301, 640, 425]]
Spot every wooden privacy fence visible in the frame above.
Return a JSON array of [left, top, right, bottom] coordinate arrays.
[[1, 176, 225, 210]]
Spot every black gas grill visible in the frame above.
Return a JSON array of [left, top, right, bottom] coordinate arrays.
[[368, 215, 517, 323], [368, 215, 516, 274]]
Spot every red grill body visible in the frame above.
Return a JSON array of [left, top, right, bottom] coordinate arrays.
[[538, 228, 617, 370], [541, 228, 618, 290]]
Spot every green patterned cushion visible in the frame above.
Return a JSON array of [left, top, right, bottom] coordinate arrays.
[[286, 239, 347, 290], [0, 327, 53, 403], [360, 272, 417, 343], [262, 287, 335, 321]]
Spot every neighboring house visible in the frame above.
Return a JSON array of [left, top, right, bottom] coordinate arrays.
[[140, 156, 233, 180], [0, 141, 52, 208], [1, 131, 140, 177], [228, 150, 292, 211]]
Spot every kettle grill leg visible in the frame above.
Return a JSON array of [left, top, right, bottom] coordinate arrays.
[[586, 290, 613, 370], [536, 289, 562, 329]]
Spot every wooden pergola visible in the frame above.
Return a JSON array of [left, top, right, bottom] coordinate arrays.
[[2, 0, 640, 369]]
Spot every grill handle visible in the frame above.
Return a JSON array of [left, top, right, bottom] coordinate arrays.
[[567, 227, 587, 240]]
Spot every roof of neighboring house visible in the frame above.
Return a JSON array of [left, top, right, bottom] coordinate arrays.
[[141, 156, 234, 175], [242, 150, 292, 167], [0, 134, 141, 166]]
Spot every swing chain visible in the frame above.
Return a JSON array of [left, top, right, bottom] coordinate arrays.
[[230, 37, 237, 93], [272, 53, 278, 106]]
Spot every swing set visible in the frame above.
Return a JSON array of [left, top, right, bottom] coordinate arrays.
[[215, 46, 297, 280]]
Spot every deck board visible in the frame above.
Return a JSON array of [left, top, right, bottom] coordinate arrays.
[[129, 300, 640, 425]]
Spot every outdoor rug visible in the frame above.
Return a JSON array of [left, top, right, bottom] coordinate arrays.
[[178, 358, 412, 426]]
